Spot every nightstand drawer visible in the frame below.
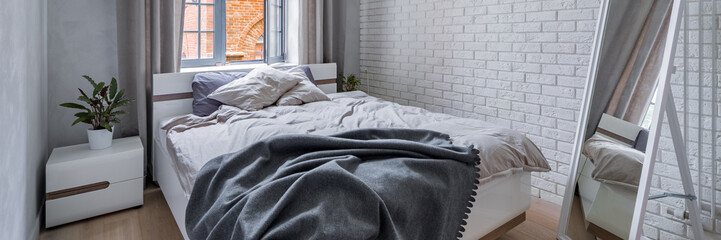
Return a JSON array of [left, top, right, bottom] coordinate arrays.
[[46, 177, 143, 227], [46, 137, 143, 192]]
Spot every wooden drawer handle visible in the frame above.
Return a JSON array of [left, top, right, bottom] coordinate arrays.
[[46, 181, 110, 200]]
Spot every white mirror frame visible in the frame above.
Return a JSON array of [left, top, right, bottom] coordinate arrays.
[[557, 0, 688, 239], [556, 0, 611, 239], [630, 0, 697, 239]]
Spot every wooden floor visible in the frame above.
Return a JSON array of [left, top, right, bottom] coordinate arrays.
[[40, 185, 183, 240], [498, 197, 561, 240], [40, 185, 560, 240]]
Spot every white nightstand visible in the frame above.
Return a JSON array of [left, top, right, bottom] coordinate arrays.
[[45, 136, 144, 227]]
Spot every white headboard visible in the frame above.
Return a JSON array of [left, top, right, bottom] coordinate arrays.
[[595, 113, 644, 147], [151, 63, 337, 173]]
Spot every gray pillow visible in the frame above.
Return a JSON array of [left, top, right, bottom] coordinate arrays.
[[633, 128, 649, 152], [191, 72, 248, 116], [191, 66, 315, 116]]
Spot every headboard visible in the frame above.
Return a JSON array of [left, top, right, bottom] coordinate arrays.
[[595, 113, 644, 147], [151, 63, 337, 176]]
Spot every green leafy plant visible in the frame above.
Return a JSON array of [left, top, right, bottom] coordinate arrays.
[[59, 76, 133, 132], [339, 73, 360, 92]]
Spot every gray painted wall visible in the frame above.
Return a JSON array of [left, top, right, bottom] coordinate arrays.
[[0, 0, 47, 239], [47, 0, 126, 150]]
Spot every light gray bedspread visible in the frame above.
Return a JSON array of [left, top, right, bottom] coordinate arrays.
[[186, 128, 480, 240]]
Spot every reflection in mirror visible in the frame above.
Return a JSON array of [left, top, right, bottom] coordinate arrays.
[[559, 0, 677, 239]]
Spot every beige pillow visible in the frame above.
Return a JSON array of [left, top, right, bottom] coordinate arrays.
[[583, 133, 645, 188], [208, 66, 303, 111]]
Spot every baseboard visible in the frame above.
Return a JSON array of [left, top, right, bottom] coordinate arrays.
[[27, 203, 43, 240]]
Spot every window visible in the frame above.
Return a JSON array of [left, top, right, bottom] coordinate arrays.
[[182, 0, 284, 68], [640, 84, 659, 129]]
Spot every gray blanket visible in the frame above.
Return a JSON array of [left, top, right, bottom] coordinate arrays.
[[186, 128, 480, 240]]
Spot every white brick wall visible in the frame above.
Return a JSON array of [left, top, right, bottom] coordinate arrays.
[[360, 0, 601, 206], [359, 0, 719, 239]]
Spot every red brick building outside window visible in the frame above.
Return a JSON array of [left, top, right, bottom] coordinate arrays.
[[225, 0, 264, 61], [182, 0, 265, 64]]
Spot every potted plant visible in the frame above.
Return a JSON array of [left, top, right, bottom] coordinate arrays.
[[339, 73, 360, 92], [60, 76, 133, 150]]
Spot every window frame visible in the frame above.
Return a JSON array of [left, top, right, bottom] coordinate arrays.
[[264, 0, 285, 64], [181, 0, 285, 68], [639, 83, 660, 129], [181, 0, 226, 68]]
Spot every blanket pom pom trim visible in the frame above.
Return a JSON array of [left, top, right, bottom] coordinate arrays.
[[455, 145, 482, 240]]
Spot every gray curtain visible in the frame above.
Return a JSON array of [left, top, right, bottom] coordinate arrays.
[[298, 0, 324, 64], [116, 0, 184, 178], [323, 0, 360, 77], [585, 0, 655, 140]]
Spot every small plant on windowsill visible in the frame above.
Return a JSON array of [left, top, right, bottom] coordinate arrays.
[[59, 76, 133, 150], [339, 73, 360, 92]]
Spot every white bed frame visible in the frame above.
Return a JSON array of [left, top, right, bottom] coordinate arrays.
[[150, 63, 531, 240], [152, 63, 338, 239]]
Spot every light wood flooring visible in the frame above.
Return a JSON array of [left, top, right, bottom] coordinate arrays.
[[40, 185, 560, 240], [499, 197, 561, 240]]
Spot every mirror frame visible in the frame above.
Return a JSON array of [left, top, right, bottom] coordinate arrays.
[[557, 0, 686, 239], [556, 0, 611, 238], [630, 0, 687, 238]]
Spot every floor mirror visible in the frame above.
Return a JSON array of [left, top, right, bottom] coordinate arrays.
[[556, 0, 700, 239]]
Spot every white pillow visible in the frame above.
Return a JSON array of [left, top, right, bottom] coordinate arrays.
[[276, 78, 330, 106], [208, 66, 303, 111]]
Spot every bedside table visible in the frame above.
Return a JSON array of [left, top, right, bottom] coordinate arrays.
[[45, 136, 144, 227]]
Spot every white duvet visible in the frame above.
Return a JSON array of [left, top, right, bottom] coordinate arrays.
[[161, 91, 550, 195]]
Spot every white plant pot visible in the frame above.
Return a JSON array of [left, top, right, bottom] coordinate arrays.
[[87, 126, 114, 150]]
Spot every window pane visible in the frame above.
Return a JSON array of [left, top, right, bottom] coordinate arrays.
[[182, 32, 199, 59], [200, 33, 214, 59], [201, 5, 214, 31], [225, 0, 264, 61], [266, 5, 275, 41], [275, 31, 281, 56], [200, 0, 213, 3], [184, 4, 199, 31], [275, 5, 281, 29], [254, 34, 263, 60], [186, 0, 198, 3], [265, 0, 282, 63]]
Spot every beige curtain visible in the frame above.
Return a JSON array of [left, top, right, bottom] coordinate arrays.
[[586, 0, 657, 139], [298, 0, 324, 64], [606, 0, 672, 124], [116, 0, 184, 178]]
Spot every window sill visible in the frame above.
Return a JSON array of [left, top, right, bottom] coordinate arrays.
[[180, 62, 294, 73]]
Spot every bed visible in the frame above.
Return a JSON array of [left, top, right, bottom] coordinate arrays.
[[151, 63, 550, 240], [576, 114, 646, 239]]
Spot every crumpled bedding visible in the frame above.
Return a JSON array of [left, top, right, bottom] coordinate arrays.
[[161, 91, 550, 196]]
